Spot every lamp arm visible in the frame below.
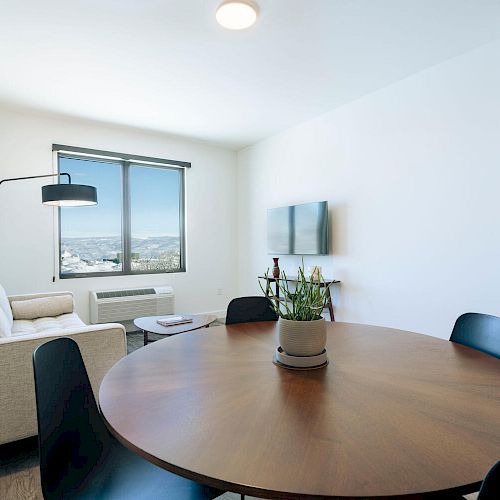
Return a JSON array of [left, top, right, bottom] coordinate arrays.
[[0, 172, 71, 186]]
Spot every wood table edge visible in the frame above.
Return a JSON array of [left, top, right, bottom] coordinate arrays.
[[99, 406, 484, 500]]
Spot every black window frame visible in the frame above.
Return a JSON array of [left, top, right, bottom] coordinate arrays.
[[55, 145, 188, 279]]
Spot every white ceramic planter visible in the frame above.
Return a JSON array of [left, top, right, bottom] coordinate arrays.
[[278, 317, 326, 356]]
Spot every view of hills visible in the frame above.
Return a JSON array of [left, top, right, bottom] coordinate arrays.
[[61, 236, 181, 274]]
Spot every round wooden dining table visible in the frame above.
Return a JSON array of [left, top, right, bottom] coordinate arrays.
[[99, 322, 500, 499]]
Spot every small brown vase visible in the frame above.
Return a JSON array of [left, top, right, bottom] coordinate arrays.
[[272, 257, 280, 278]]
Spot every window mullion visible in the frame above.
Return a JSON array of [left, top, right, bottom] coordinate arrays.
[[122, 162, 132, 273], [179, 168, 186, 271]]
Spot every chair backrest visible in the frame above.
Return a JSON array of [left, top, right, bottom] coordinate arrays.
[[478, 461, 500, 500], [225, 296, 278, 325], [33, 337, 111, 499], [450, 313, 500, 358]]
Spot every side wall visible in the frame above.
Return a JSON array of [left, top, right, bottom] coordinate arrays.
[[0, 108, 237, 321], [237, 40, 500, 339]]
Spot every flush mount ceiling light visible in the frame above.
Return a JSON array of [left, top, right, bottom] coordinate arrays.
[[216, 0, 258, 30]]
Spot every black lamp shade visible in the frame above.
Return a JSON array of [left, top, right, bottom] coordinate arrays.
[[42, 184, 97, 207]]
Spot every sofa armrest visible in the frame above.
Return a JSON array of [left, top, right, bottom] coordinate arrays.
[[0, 323, 126, 445], [8, 290, 74, 305]]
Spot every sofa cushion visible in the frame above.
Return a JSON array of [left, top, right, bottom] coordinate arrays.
[[0, 284, 13, 327], [0, 309, 11, 338], [11, 313, 85, 336], [11, 295, 74, 321]]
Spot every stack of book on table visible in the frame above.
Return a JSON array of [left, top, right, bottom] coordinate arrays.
[[157, 316, 193, 327]]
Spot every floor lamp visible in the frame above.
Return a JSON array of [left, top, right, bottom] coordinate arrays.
[[0, 172, 98, 280]]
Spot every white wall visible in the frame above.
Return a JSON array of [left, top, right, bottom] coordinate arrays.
[[237, 40, 500, 339], [0, 107, 237, 322]]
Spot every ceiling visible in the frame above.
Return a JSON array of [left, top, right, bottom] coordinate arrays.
[[1, 0, 499, 149]]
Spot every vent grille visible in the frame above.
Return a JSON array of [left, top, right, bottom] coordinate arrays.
[[96, 288, 156, 299]]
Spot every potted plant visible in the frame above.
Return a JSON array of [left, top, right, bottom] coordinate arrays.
[[259, 261, 333, 357]]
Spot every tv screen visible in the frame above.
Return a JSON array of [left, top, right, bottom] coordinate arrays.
[[267, 201, 328, 255]]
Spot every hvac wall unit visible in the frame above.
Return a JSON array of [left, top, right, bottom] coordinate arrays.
[[90, 286, 174, 324]]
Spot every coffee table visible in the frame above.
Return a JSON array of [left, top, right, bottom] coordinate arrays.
[[134, 314, 217, 345]]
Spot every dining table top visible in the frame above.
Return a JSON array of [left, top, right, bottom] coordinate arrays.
[[99, 321, 500, 499]]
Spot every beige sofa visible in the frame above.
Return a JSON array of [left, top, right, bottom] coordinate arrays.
[[0, 286, 127, 445]]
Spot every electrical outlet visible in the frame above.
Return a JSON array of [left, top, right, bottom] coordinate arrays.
[[217, 288, 223, 296]]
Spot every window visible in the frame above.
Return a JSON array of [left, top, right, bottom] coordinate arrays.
[[57, 147, 186, 278]]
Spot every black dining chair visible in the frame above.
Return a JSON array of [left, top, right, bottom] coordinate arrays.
[[478, 460, 500, 499], [450, 313, 500, 358], [225, 296, 278, 325], [33, 337, 223, 500]]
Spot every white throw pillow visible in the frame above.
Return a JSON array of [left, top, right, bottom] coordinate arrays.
[[11, 295, 74, 320], [0, 284, 13, 327], [0, 308, 11, 337]]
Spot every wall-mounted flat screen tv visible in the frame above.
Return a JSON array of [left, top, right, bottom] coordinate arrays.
[[267, 201, 328, 255]]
